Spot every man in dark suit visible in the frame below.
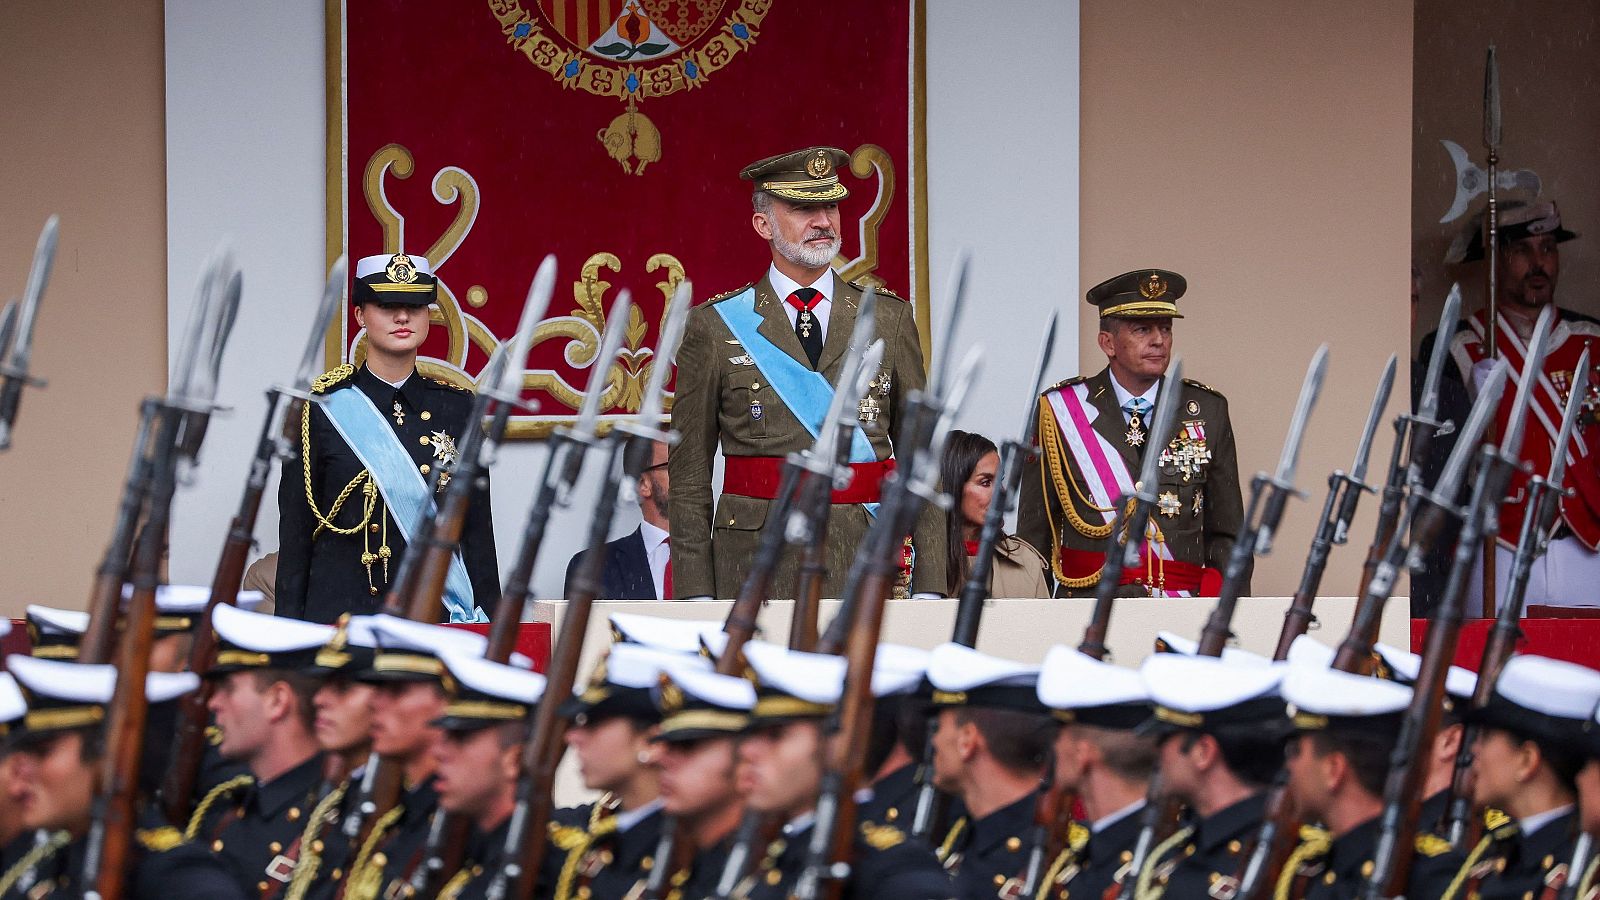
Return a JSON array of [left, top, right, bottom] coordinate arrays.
[[566, 440, 672, 600]]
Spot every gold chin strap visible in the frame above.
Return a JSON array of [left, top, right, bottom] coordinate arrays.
[[302, 400, 391, 594]]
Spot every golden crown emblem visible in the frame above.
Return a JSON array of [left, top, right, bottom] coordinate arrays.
[[657, 675, 685, 715], [385, 253, 419, 284], [1139, 273, 1167, 300], [806, 151, 832, 179]]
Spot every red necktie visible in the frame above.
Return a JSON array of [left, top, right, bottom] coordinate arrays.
[[661, 536, 673, 600], [964, 540, 980, 557], [786, 289, 824, 368]]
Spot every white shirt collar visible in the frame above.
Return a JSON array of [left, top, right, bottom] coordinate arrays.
[[1092, 799, 1145, 834], [1520, 804, 1574, 837], [616, 798, 663, 833], [767, 264, 835, 305], [639, 520, 669, 553], [1109, 373, 1160, 412]]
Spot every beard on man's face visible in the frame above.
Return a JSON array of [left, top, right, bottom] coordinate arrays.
[[772, 226, 841, 270]]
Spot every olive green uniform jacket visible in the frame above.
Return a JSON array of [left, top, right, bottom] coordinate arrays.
[[669, 273, 947, 599], [1016, 366, 1246, 598]]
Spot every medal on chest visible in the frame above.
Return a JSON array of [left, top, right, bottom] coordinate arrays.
[[429, 430, 459, 491], [392, 399, 405, 426], [1158, 421, 1211, 482], [1125, 410, 1146, 447], [798, 307, 814, 338]]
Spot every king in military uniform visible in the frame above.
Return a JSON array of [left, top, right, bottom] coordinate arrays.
[[1017, 269, 1245, 598], [275, 252, 498, 624], [668, 146, 946, 600]]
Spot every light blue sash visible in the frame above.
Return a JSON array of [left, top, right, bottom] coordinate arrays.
[[712, 287, 877, 464], [319, 387, 485, 623]]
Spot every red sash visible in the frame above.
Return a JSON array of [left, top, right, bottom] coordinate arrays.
[[1058, 547, 1223, 596], [722, 456, 895, 504], [1454, 311, 1600, 549]]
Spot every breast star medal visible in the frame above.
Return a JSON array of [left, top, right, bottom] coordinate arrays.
[[858, 393, 880, 424], [1158, 491, 1182, 517], [1125, 410, 1146, 447], [430, 430, 458, 491]]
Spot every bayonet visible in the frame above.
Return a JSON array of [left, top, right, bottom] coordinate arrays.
[[1350, 355, 1396, 487], [929, 252, 970, 401], [1498, 304, 1555, 459], [8, 215, 58, 375], [1426, 360, 1508, 512], [1416, 284, 1462, 430], [289, 258, 347, 394], [478, 255, 556, 468], [1545, 348, 1589, 491], [1256, 343, 1330, 555], [572, 293, 632, 442]]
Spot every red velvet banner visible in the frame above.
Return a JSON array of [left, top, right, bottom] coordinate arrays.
[[331, 0, 926, 437]]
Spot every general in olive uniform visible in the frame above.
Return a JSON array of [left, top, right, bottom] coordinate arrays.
[[276, 252, 497, 624], [669, 146, 946, 600], [1018, 269, 1245, 598]]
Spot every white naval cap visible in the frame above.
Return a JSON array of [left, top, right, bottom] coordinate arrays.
[[24, 605, 88, 660], [741, 642, 924, 727], [1139, 653, 1286, 734], [209, 603, 336, 674], [7, 655, 199, 738], [927, 643, 1043, 713], [1154, 631, 1272, 668], [433, 649, 547, 731], [365, 614, 489, 682], [355, 252, 433, 278], [308, 614, 381, 676], [565, 643, 710, 723], [653, 660, 756, 743], [1037, 646, 1150, 729], [0, 674, 25, 736], [1282, 664, 1412, 733], [121, 583, 268, 621], [1468, 654, 1600, 745], [610, 613, 725, 657], [1285, 635, 1335, 669], [1373, 643, 1478, 702]]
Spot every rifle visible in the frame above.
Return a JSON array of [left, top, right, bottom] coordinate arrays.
[[488, 282, 689, 900], [1360, 309, 1551, 899], [1480, 44, 1503, 619], [487, 286, 630, 650], [160, 256, 346, 826], [708, 334, 887, 900], [83, 251, 241, 900], [1119, 346, 1328, 900], [793, 347, 983, 900], [1441, 346, 1590, 848], [1356, 287, 1461, 608], [1273, 354, 1394, 660], [406, 259, 554, 897], [0, 215, 58, 451]]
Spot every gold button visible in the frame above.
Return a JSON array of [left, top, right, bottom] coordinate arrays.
[[766, 870, 783, 886], [420, 464, 430, 475], [1323, 871, 1336, 885], [993, 875, 1006, 886], [1227, 840, 1241, 853], [1184, 846, 1196, 856], [420, 435, 431, 445], [312, 840, 324, 853], [288, 807, 302, 821], [421, 411, 432, 421], [370, 523, 380, 533], [332, 869, 343, 880], [641, 857, 654, 871], [598, 849, 614, 865], [1543, 855, 1556, 869], [258, 882, 270, 892], [1006, 837, 1021, 852], [373, 853, 387, 867], [577, 888, 592, 900], [1361, 861, 1374, 877], [886, 808, 898, 821], [269, 841, 283, 853], [212, 839, 224, 852], [751, 382, 761, 390], [1121, 851, 1132, 863]]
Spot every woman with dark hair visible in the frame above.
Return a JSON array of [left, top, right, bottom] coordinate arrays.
[[942, 430, 1053, 598]]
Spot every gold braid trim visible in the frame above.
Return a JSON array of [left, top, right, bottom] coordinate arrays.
[[1273, 829, 1331, 900], [1038, 396, 1116, 588], [1441, 832, 1496, 900], [936, 816, 968, 864], [1579, 852, 1599, 899], [184, 774, 254, 840], [283, 781, 348, 900], [1035, 847, 1075, 900], [555, 798, 622, 900], [343, 804, 406, 900], [437, 865, 476, 900], [1134, 825, 1194, 900], [0, 831, 68, 897], [301, 399, 375, 539]]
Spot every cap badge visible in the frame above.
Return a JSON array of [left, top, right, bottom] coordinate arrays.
[[806, 151, 832, 179], [385, 253, 419, 284], [1139, 273, 1168, 300], [658, 676, 685, 716]]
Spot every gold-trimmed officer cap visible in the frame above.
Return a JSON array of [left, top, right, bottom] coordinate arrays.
[[120, 583, 268, 636], [0, 674, 25, 741], [740, 146, 851, 203], [433, 650, 546, 732], [24, 605, 87, 661], [926, 643, 1044, 714], [1036, 646, 1150, 730], [563, 643, 707, 725], [207, 604, 335, 676], [7, 655, 198, 745], [307, 614, 380, 678], [1281, 663, 1411, 736], [353, 252, 437, 307], [651, 662, 755, 744], [1136, 653, 1286, 738], [1087, 269, 1187, 320], [362, 614, 489, 684]]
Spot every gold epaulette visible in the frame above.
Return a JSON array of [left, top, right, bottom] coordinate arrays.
[[859, 821, 906, 850], [1067, 821, 1090, 853], [1483, 807, 1512, 832], [549, 821, 590, 851], [1181, 377, 1222, 396], [137, 826, 184, 852], [848, 279, 908, 302], [1415, 832, 1452, 858], [707, 283, 754, 304], [428, 375, 471, 392], [312, 364, 356, 394], [1041, 375, 1088, 396]]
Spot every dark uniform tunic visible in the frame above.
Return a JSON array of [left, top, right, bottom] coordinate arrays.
[[276, 365, 498, 623], [0, 830, 247, 899], [733, 815, 952, 899], [1037, 805, 1139, 900], [1137, 792, 1266, 899], [1444, 809, 1580, 899], [1018, 367, 1246, 598], [341, 775, 440, 900], [547, 799, 665, 900], [859, 762, 921, 830], [660, 835, 735, 900], [435, 819, 510, 900], [940, 791, 1036, 900], [669, 274, 947, 599], [1277, 816, 1461, 899], [185, 752, 327, 898], [293, 773, 362, 900]]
